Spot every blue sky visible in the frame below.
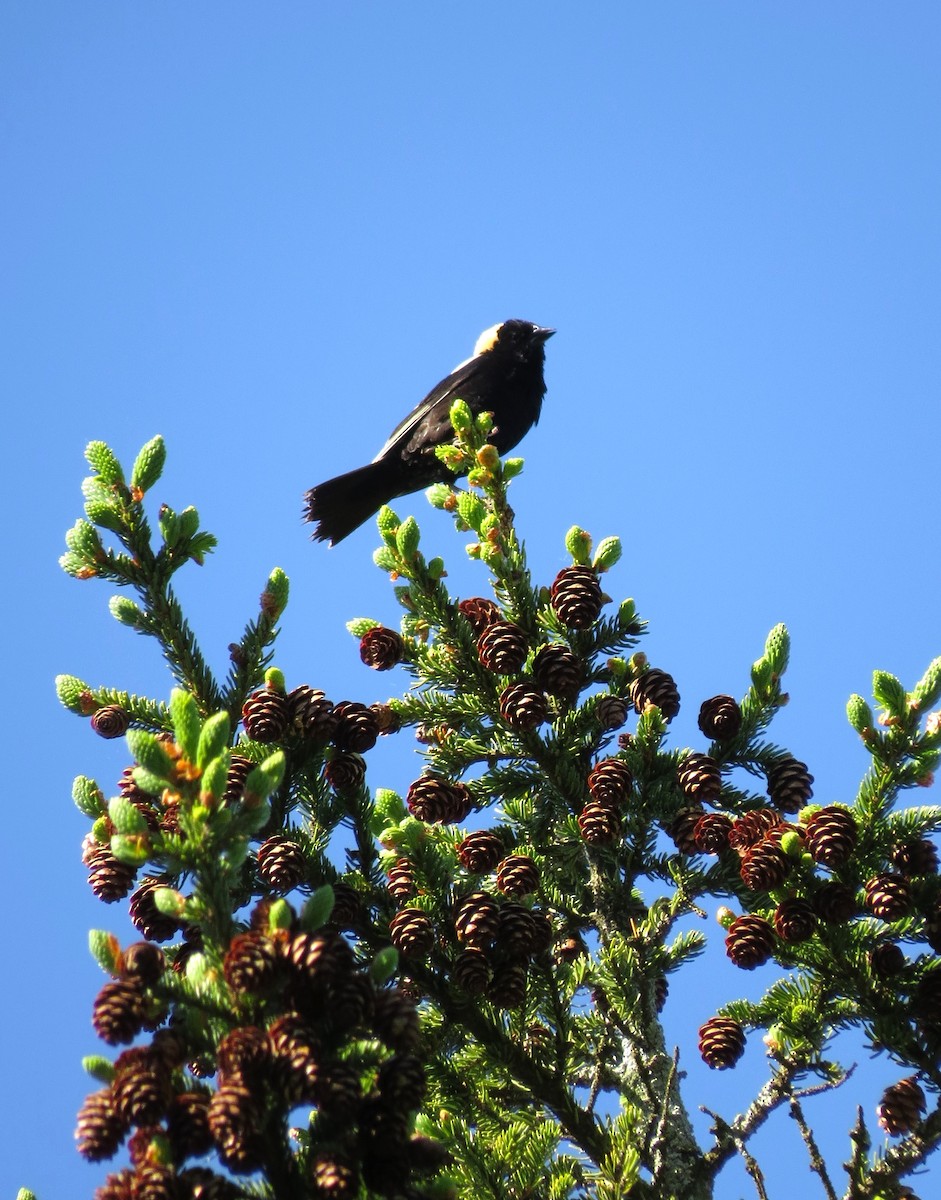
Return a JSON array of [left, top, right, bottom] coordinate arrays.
[[4, 4, 940, 1196]]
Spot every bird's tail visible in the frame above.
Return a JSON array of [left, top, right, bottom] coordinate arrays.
[[303, 458, 403, 546]]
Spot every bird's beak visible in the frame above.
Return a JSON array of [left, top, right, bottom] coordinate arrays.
[[535, 327, 556, 341]]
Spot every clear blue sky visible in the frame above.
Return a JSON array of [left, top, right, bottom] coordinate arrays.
[[4, 4, 940, 1197]]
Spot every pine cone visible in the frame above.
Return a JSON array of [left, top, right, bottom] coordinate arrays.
[[477, 621, 529, 673], [811, 880, 857, 924], [488, 961, 528, 1008], [112, 1048, 172, 1126], [578, 799, 622, 844], [287, 685, 338, 742], [457, 829, 505, 873], [456, 596, 501, 633], [532, 643, 584, 700], [724, 915, 775, 969], [377, 1052, 427, 1109], [331, 701, 379, 753], [216, 1026, 273, 1089], [287, 931, 353, 994], [594, 694, 629, 731], [93, 1169, 135, 1200], [499, 682, 548, 730], [496, 902, 539, 955], [122, 942, 165, 987], [740, 841, 790, 891], [208, 1083, 263, 1172], [85, 842, 138, 903], [892, 838, 939, 877], [870, 942, 906, 978], [91, 705, 130, 740], [767, 756, 814, 813], [550, 565, 603, 628], [324, 752, 367, 795], [864, 873, 912, 921], [693, 812, 733, 855], [677, 752, 722, 805], [241, 688, 290, 743], [257, 835, 306, 891], [223, 754, 255, 806], [669, 806, 706, 854], [407, 776, 473, 824], [388, 908, 435, 959], [453, 891, 501, 949], [371, 987, 421, 1052], [698, 694, 743, 741], [223, 932, 280, 995], [451, 947, 491, 994], [359, 626, 405, 670], [728, 809, 784, 853], [877, 1076, 926, 1135], [803, 805, 857, 866], [630, 668, 680, 721], [369, 701, 400, 735], [386, 858, 416, 901], [698, 1017, 746, 1069], [310, 1150, 359, 1199], [773, 897, 817, 943], [587, 758, 634, 806], [76, 1087, 126, 1161], [92, 980, 146, 1045], [165, 1090, 213, 1161], [177, 1167, 244, 1200], [495, 854, 540, 898]]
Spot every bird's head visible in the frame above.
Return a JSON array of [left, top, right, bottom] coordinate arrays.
[[473, 320, 556, 361]]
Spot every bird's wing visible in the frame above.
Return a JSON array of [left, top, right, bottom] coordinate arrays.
[[371, 355, 485, 462]]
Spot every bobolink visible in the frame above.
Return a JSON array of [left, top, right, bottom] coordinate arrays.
[[303, 319, 554, 545]]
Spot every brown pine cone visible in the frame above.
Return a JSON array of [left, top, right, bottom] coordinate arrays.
[[451, 947, 491, 994], [892, 838, 939, 877], [93, 1168, 135, 1199], [388, 908, 435, 959], [630, 668, 680, 721], [207, 1082, 263, 1173], [76, 1087, 126, 1161], [331, 701, 380, 753], [371, 987, 421, 1052], [724, 914, 775, 969], [370, 701, 400, 735], [864, 873, 912, 921], [877, 1076, 926, 1135], [85, 841, 138, 903], [668, 806, 705, 854], [870, 942, 906, 978], [677, 752, 722, 805], [287, 931, 353, 994], [766, 756, 814, 813], [477, 621, 529, 673], [488, 961, 528, 1008], [122, 942, 165, 987], [453, 891, 501, 949], [257, 835, 306, 891], [386, 858, 416, 901], [128, 877, 183, 942], [377, 1052, 427, 1111], [532, 643, 584, 700], [594, 693, 629, 731], [499, 682, 548, 731], [550, 565, 603, 628], [165, 1090, 213, 1161], [324, 752, 367, 795], [496, 902, 539, 955], [216, 1026, 273, 1088], [92, 980, 147, 1046], [310, 1150, 359, 1199], [803, 805, 857, 867], [587, 757, 634, 806], [287, 685, 338, 742], [223, 754, 255, 806], [495, 854, 540, 898], [111, 1048, 172, 1126], [359, 626, 405, 670], [773, 897, 817, 943], [811, 880, 857, 924], [406, 776, 473, 824], [698, 695, 743, 741], [91, 705, 130, 740], [457, 829, 505, 873], [241, 688, 290, 743], [740, 841, 790, 891], [693, 812, 733, 855], [456, 596, 501, 633], [698, 1016, 746, 1069], [728, 809, 784, 853], [223, 932, 280, 995], [177, 1167, 244, 1200], [578, 799, 622, 844]]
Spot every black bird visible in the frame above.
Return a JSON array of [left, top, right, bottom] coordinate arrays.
[[303, 319, 555, 545]]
